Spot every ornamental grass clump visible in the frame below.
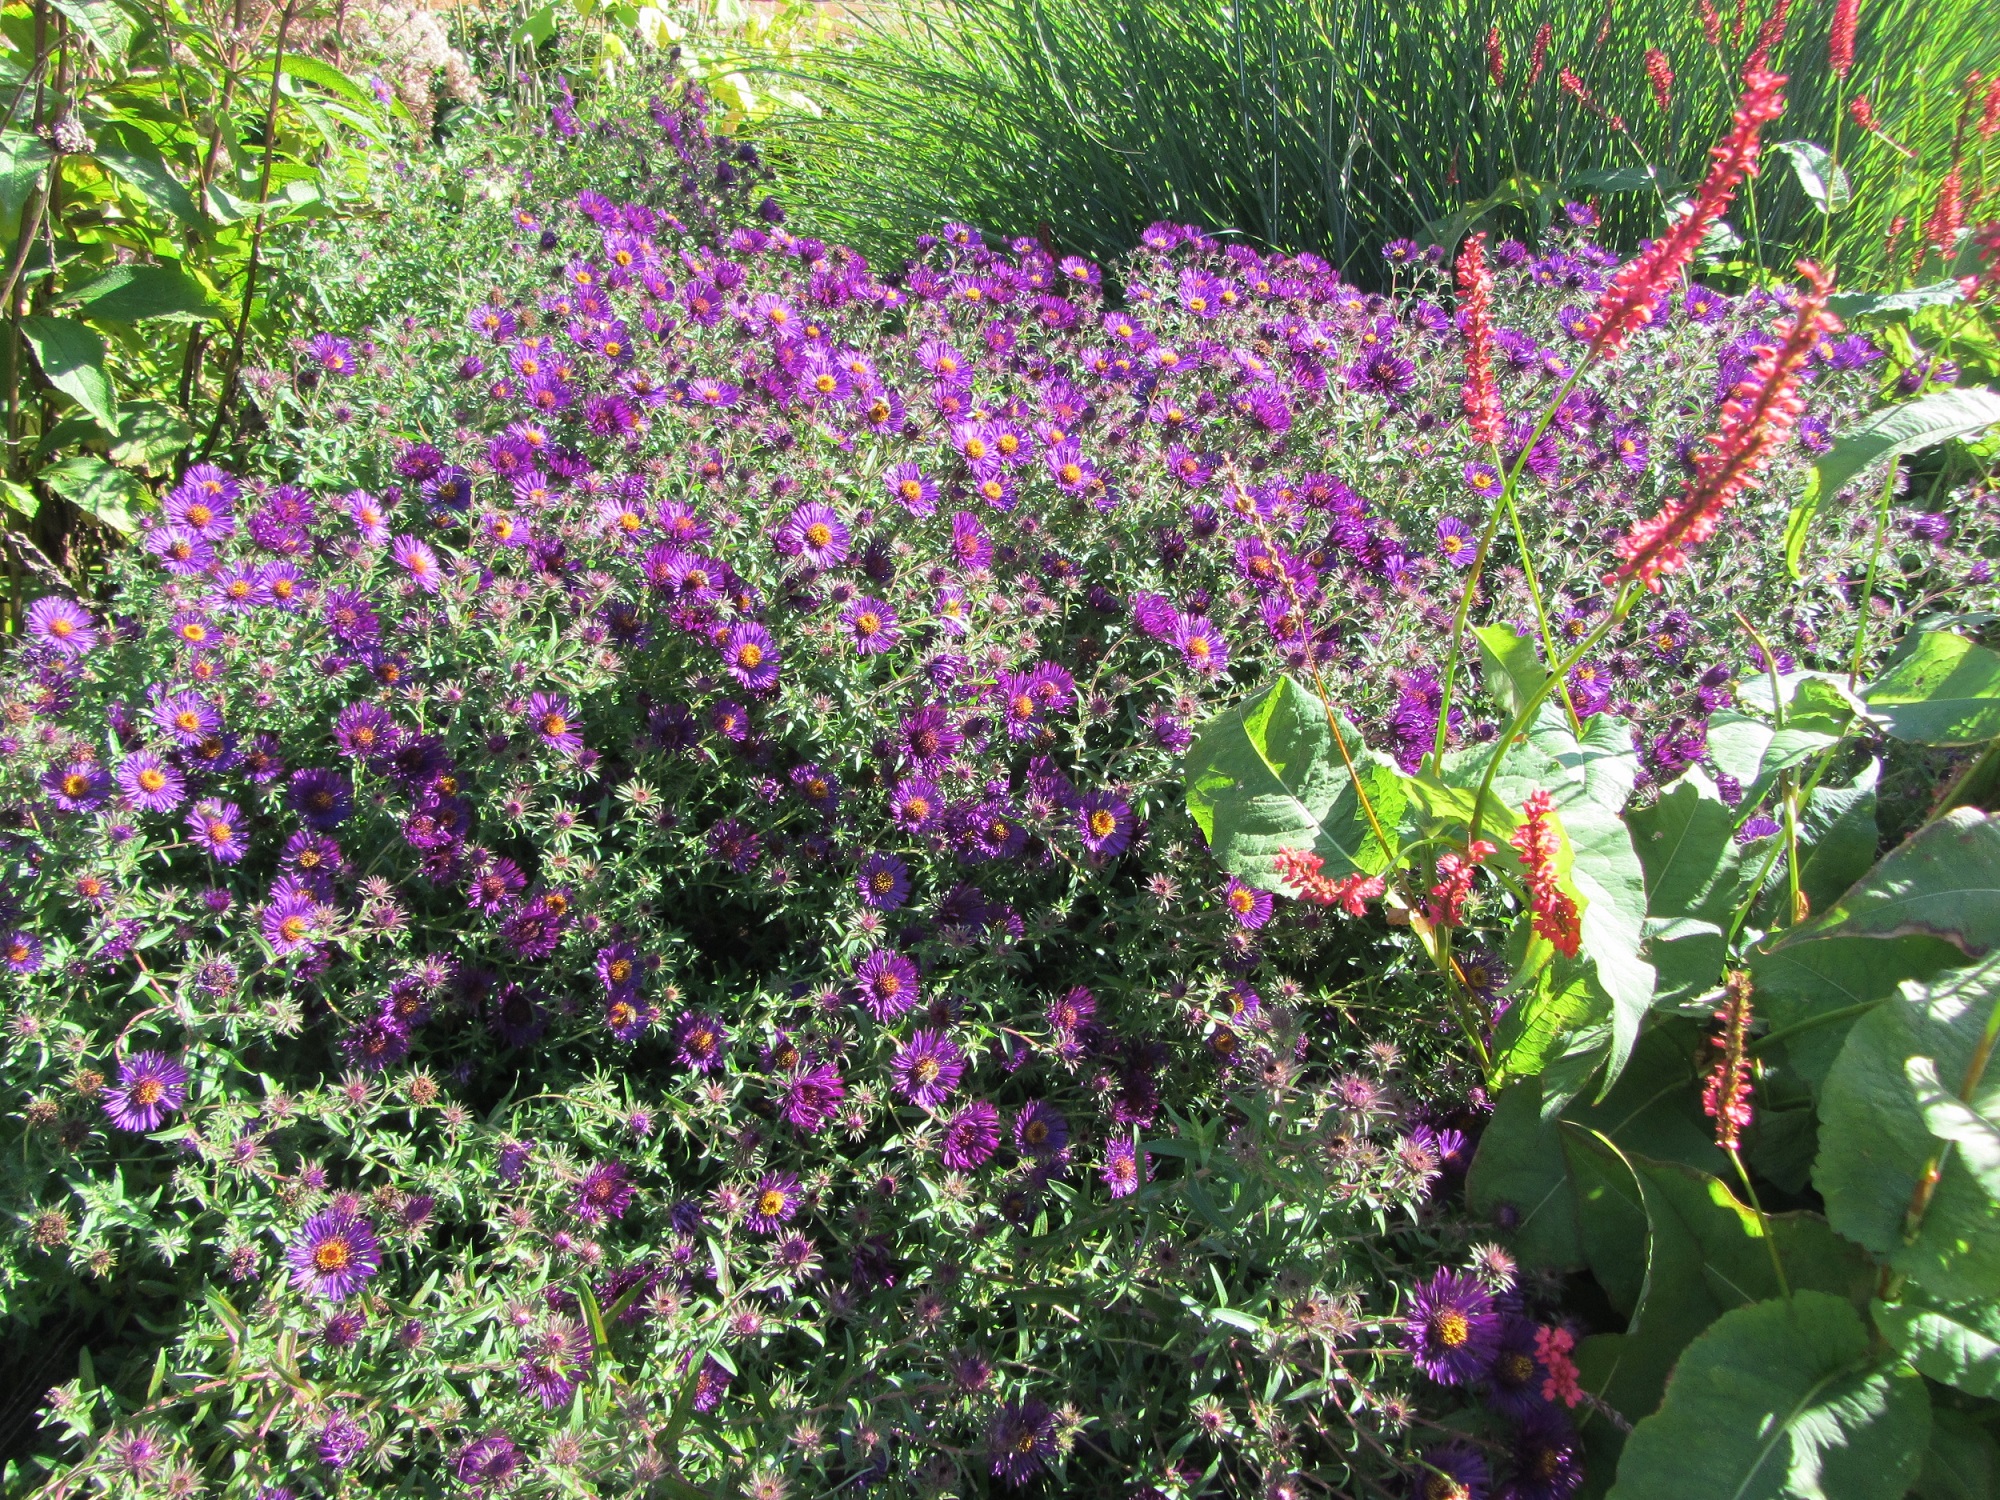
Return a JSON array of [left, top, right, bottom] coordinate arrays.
[[0, 66, 1990, 1500]]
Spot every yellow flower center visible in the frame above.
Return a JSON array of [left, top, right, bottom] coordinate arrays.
[[1432, 1310, 1470, 1347]]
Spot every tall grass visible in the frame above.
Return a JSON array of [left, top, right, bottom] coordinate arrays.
[[769, 0, 1996, 284]]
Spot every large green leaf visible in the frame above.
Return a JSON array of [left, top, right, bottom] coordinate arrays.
[[1473, 622, 1549, 723], [1781, 808, 2000, 956], [1814, 954, 2000, 1302], [1628, 766, 1742, 928], [1606, 1292, 1930, 1500], [1785, 389, 2000, 579], [70, 263, 222, 323], [1865, 631, 2000, 747], [1464, 1075, 1583, 1270], [38, 454, 144, 535], [1184, 674, 1408, 886], [0, 129, 52, 226], [93, 127, 203, 226], [1875, 1290, 2000, 1399], [1704, 711, 1839, 821], [20, 316, 117, 430], [1914, 1411, 1997, 1500], [1772, 140, 1851, 214], [1795, 765, 1881, 918]]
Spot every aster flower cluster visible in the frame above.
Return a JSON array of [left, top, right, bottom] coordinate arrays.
[[0, 57, 1985, 1500]]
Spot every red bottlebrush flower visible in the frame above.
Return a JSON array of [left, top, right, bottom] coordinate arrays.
[[1585, 69, 1787, 366], [1981, 76, 2000, 138], [1702, 971, 1756, 1148], [1828, 0, 1857, 78], [1731, 0, 1748, 40], [1271, 847, 1383, 916], [1509, 790, 1581, 958], [1535, 1325, 1585, 1407], [1926, 166, 1964, 248], [1850, 94, 1879, 130], [1455, 234, 1504, 446], [1424, 841, 1495, 928], [1528, 22, 1552, 86], [1645, 48, 1674, 110], [1486, 24, 1505, 87], [1614, 260, 1838, 590], [1743, 0, 1790, 74], [1699, 0, 1722, 47]]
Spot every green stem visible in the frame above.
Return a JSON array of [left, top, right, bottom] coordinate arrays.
[[1729, 1145, 1791, 1299], [1845, 457, 1900, 683]]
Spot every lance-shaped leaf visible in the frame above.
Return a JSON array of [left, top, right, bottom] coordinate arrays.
[[1184, 674, 1407, 887], [1785, 388, 2000, 578], [1865, 630, 2000, 747], [1605, 1291, 1930, 1500], [20, 316, 118, 430], [1473, 622, 1549, 722], [1773, 139, 1852, 213]]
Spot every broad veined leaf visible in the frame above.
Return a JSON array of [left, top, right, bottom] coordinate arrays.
[[0, 129, 52, 225], [1814, 953, 2000, 1302], [38, 454, 144, 534], [1465, 1075, 1582, 1270], [1907, 1054, 2000, 1196], [1828, 282, 1963, 320], [1627, 766, 1742, 928], [1494, 957, 1603, 1082], [92, 132, 203, 226], [1794, 764, 1881, 917], [1874, 1290, 2000, 1399], [1643, 915, 1727, 1007], [1703, 710, 1839, 818], [1605, 1291, 1930, 1500], [1914, 1411, 1996, 1500], [1184, 674, 1408, 887], [20, 316, 118, 429], [70, 262, 222, 323], [1473, 622, 1549, 722], [1865, 630, 2000, 746], [107, 400, 191, 472], [1785, 388, 2000, 578], [1773, 139, 1852, 213], [1566, 163, 1682, 194]]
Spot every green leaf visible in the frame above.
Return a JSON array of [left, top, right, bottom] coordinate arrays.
[[93, 129, 203, 226], [1795, 765, 1881, 918], [513, 0, 559, 44], [1628, 767, 1743, 928], [1704, 711, 1839, 817], [70, 262, 221, 323], [47, 0, 128, 57], [1184, 674, 1407, 887], [1567, 163, 1682, 194], [1865, 631, 2000, 747], [1773, 139, 1852, 214], [1784, 807, 2000, 956], [1874, 1290, 2000, 1399], [1643, 917, 1727, 1006], [1496, 958, 1605, 1082], [20, 317, 117, 430], [2, 477, 40, 519], [272, 55, 384, 113], [1474, 622, 1550, 722], [1466, 1075, 1583, 1270], [1605, 1292, 1930, 1500], [0, 129, 51, 226], [107, 400, 190, 472], [1829, 282, 1964, 320], [1914, 1410, 1997, 1500], [1907, 1053, 2000, 1195], [1786, 389, 2000, 579], [38, 454, 143, 534], [1815, 953, 2000, 1301]]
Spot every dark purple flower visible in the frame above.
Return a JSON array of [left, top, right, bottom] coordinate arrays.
[[854, 948, 921, 1021], [186, 799, 249, 863], [1013, 1100, 1069, 1159], [102, 1051, 188, 1132], [1102, 1138, 1145, 1198], [779, 1062, 846, 1133], [1503, 1410, 1583, 1500], [452, 1431, 522, 1494], [518, 1318, 591, 1408], [941, 1099, 1001, 1169], [1074, 789, 1134, 856], [672, 1011, 729, 1073], [857, 852, 912, 910], [988, 1398, 1057, 1487], [526, 692, 583, 757], [1415, 1442, 1491, 1500], [1404, 1269, 1501, 1384], [26, 596, 97, 656], [287, 768, 353, 830], [842, 596, 900, 656], [745, 1170, 802, 1233], [572, 1161, 635, 1224], [287, 1211, 383, 1300], [890, 1029, 964, 1109], [721, 622, 780, 691]]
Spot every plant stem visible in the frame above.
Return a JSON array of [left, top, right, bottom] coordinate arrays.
[[1729, 1145, 1791, 1299], [1845, 456, 1899, 682]]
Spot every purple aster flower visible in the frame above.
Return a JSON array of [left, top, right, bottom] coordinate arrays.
[[43, 760, 110, 813], [1013, 1100, 1069, 1159], [317, 1413, 367, 1470], [1169, 613, 1229, 676], [721, 622, 780, 692], [940, 1099, 1001, 1169], [26, 596, 97, 656], [691, 1354, 731, 1413], [890, 777, 942, 832], [3, 930, 45, 974], [571, 1160, 635, 1224], [890, 1029, 964, 1109], [1222, 877, 1274, 929], [781, 501, 851, 568], [1504, 1410, 1583, 1500], [452, 1431, 522, 1494], [306, 333, 357, 375], [1484, 1315, 1551, 1420], [1102, 1138, 1145, 1198], [186, 799, 249, 864], [988, 1398, 1057, 1487], [262, 882, 322, 955], [1403, 1268, 1501, 1384], [518, 1319, 591, 1408], [842, 596, 900, 656], [152, 689, 222, 745], [884, 462, 937, 515], [102, 1051, 188, 1132], [341, 1011, 411, 1072], [671, 1011, 729, 1073], [745, 1171, 802, 1234], [1464, 460, 1505, 499], [1351, 350, 1418, 396], [857, 852, 912, 910], [898, 703, 961, 772], [525, 692, 583, 757], [1436, 516, 1478, 567], [390, 534, 443, 593], [1046, 987, 1096, 1033], [854, 948, 921, 1021], [779, 1062, 846, 1133], [1075, 789, 1134, 857], [287, 1211, 383, 1300], [1416, 1442, 1491, 1500], [287, 768, 353, 830], [334, 701, 398, 760]]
